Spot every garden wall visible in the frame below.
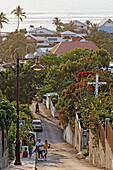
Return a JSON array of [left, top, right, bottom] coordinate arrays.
[[89, 119, 113, 170], [63, 113, 89, 152]]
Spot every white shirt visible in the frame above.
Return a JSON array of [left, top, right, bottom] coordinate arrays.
[[36, 141, 44, 151]]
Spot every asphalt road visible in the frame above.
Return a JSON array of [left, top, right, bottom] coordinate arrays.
[[30, 102, 104, 170]]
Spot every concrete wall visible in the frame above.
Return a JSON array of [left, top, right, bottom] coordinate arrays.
[[89, 130, 105, 169], [89, 130, 113, 170], [63, 113, 89, 153], [64, 123, 75, 146], [105, 139, 113, 170], [50, 101, 58, 117]]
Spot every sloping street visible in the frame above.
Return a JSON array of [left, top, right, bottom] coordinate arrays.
[[30, 102, 104, 170]]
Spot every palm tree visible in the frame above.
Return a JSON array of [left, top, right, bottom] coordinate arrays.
[[11, 5, 26, 31], [52, 17, 63, 32], [0, 12, 9, 33], [85, 20, 92, 34], [52, 17, 62, 27]]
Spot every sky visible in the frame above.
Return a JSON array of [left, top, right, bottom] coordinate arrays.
[[0, 0, 113, 32], [0, 0, 113, 13]]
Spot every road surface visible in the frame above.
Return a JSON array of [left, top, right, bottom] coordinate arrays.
[[30, 102, 104, 170]]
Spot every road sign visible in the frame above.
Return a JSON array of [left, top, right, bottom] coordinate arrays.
[[19, 120, 25, 125]]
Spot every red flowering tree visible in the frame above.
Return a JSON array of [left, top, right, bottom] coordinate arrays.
[[57, 69, 113, 129]]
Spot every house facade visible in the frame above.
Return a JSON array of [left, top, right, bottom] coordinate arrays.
[[26, 33, 38, 46], [98, 18, 113, 33], [28, 26, 56, 36], [73, 20, 87, 32]]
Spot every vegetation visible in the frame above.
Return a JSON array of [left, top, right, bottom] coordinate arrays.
[[38, 48, 110, 96], [11, 5, 26, 31], [56, 70, 113, 131], [0, 12, 9, 33], [87, 31, 113, 57]]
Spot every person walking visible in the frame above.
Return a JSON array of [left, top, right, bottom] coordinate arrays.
[[27, 137, 34, 159], [35, 102, 39, 113], [43, 140, 50, 160], [36, 139, 44, 160]]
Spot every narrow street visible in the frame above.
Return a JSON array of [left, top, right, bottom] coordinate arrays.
[[30, 101, 104, 170]]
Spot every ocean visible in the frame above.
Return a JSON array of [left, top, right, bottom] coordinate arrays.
[[0, 0, 113, 32]]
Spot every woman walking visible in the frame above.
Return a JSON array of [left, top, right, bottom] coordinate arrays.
[[27, 137, 34, 159]]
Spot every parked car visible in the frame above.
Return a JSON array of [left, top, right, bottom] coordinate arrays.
[[32, 119, 43, 132], [22, 131, 35, 146]]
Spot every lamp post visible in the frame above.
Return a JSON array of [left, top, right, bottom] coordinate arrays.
[[14, 57, 21, 165], [14, 56, 44, 165]]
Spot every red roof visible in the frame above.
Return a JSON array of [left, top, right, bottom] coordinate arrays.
[[50, 41, 99, 54]]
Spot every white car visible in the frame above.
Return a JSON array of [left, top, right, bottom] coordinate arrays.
[[32, 119, 43, 132]]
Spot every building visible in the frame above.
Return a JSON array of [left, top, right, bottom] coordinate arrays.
[[61, 31, 76, 39], [28, 26, 56, 36], [25, 33, 38, 46], [73, 20, 87, 32], [50, 37, 98, 55], [98, 18, 113, 33]]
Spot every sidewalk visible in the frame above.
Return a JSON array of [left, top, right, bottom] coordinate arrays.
[[3, 149, 36, 170]]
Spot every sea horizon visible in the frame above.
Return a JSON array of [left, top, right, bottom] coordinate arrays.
[[1, 0, 113, 32]]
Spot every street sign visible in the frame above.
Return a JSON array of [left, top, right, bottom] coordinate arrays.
[[19, 120, 25, 125]]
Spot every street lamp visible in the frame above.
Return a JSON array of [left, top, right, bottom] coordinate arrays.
[[14, 56, 44, 165]]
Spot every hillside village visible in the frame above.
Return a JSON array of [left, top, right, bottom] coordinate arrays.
[[1, 16, 113, 170]]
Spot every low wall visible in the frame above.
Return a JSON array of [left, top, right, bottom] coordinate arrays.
[[63, 113, 89, 153], [50, 101, 58, 117], [89, 130, 113, 170], [105, 139, 113, 170], [89, 130, 105, 168], [64, 123, 75, 146]]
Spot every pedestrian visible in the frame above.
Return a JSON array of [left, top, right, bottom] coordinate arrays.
[[36, 139, 44, 160], [43, 140, 50, 160], [35, 102, 39, 113], [22, 147, 28, 158], [27, 137, 34, 159]]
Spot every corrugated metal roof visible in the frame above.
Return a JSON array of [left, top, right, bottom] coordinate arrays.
[[61, 31, 76, 35], [98, 26, 113, 33]]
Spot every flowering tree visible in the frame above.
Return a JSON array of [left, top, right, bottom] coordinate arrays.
[[57, 70, 113, 129]]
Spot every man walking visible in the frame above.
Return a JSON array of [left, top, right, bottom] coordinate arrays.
[[36, 139, 44, 160], [35, 102, 39, 113]]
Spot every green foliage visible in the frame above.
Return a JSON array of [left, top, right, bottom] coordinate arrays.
[[19, 104, 33, 123], [87, 31, 113, 57], [11, 5, 26, 31], [8, 103, 33, 160], [57, 70, 113, 130], [0, 98, 16, 131], [0, 62, 37, 104], [82, 149, 89, 157], [0, 32, 27, 62], [0, 12, 9, 31]]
